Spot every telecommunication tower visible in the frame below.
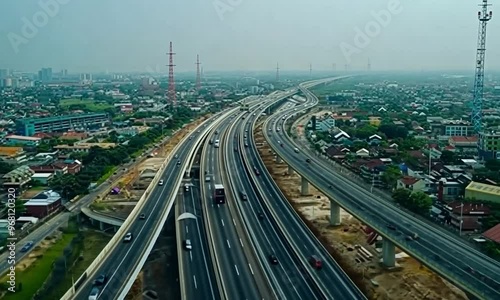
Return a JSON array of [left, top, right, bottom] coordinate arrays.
[[309, 63, 312, 78], [367, 58, 371, 71], [195, 54, 201, 92], [472, 0, 493, 133], [276, 63, 280, 82], [167, 41, 176, 106]]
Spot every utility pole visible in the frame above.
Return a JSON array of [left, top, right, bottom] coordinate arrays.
[[471, 0, 493, 133]]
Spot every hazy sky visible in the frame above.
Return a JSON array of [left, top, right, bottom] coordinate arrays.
[[1, 0, 499, 73]]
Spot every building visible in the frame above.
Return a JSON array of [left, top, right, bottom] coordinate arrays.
[[2, 165, 35, 190], [445, 202, 490, 232], [448, 136, 478, 154], [15, 113, 109, 136], [482, 223, 500, 244], [0, 146, 27, 164], [38, 68, 53, 82], [430, 119, 473, 136], [31, 173, 54, 185], [478, 131, 500, 160], [59, 131, 88, 141], [397, 176, 426, 192], [315, 116, 335, 132], [24, 190, 61, 218], [54, 142, 116, 152], [465, 181, 500, 204], [4, 135, 41, 146]]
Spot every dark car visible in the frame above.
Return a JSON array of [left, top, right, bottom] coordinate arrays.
[[177, 160, 181, 165], [269, 254, 279, 265], [20, 241, 34, 253], [387, 224, 396, 230], [94, 274, 107, 285], [257, 212, 264, 220], [306, 158, 311, 163], [240, 192, 248, 201], [139, 214, 146, 220]]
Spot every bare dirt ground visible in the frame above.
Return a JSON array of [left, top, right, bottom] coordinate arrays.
[[125, 116, 210, 299], [254, 123, 468, 300]]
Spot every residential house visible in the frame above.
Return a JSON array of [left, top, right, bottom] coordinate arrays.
[[4, 135, 41, 146], [356, 148, 370, 157], [397, 176, 426, 192], [359, 159, 387, 187], [465, 181, 500, 204], [31, 173, 54, 185], [54, 142, 116, 152], [368, 134, 382, 146], [2, 165, 35, 190], [315, 116, 336, 132], [482, 224, 500, 244], [445, 202, 490, 232], [326, 146, 350, 160], [30, 164, 67, 175], [332, 130, 350, 144]]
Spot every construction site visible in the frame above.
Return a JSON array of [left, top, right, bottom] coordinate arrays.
[[254, 123, 468, 300]]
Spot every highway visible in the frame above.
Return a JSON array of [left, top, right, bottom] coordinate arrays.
[[228, 107, 326, 299], [177, 175, 219, 300], [73, 115, 222, 300], [241, 100, 366, 299], [264, 80, 500, 300], [0, 135, 171, 275], [201, 116, 272, 299]]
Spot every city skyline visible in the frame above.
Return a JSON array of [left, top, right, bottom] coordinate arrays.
[[1, 0, 499, 73]]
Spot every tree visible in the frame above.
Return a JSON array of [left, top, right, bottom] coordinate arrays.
[[485, 159, 500, 172], [382, 165, 402, 188], [392, 189, 432, 215], [440, 150, 457, 164], [355, 124, 377, 139], [392, 188, 411, 204], [0, 161, 14, 175]]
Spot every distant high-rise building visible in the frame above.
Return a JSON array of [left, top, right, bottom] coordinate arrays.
[[61, 69, 68, 77], [0, 69, 8, 79], [38, 68, 52, 82], [80, 73, 92, 84]]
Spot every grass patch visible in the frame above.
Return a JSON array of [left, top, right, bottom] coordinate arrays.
[[96, 166, 117, 186], [59, 98, 113, 112], [40, 231, 111, 300], [1, 234, 76, 300]]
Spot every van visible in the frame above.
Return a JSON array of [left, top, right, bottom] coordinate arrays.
[[309, 255, 322, 269], [294, 148, 299, 153]]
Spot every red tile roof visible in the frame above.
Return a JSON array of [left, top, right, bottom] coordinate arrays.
[[483, 223, 500, 243], [400, 176, 420, 185], [450, 136, 478, 143], [448, 202, 490, 215]]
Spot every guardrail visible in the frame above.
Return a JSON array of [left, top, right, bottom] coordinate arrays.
[[61, 113, 227, 300], [277, 86, 498, 300], [220, 114, 277, 300], [116, 110, 237, 300]]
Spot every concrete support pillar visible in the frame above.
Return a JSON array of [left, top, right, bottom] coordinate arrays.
[[382, 238, 396, 267], [301, 177, 309, 196], [329, 200, 341, 226], [288, 164, 294, 175], [99, 221, 104, 231], [276, 155, 282, 164], [90, 218, 95, 226]]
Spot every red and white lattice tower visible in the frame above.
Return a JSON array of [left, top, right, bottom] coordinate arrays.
[[167, 41, 176, 106]]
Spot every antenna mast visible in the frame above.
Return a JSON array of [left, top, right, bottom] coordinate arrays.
[[167, 41, 176, 106]]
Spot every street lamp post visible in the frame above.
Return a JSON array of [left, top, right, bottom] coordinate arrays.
[[459, 202, 464, 236]]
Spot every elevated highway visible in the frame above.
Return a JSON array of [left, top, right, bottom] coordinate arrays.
[[263, 78, 500, 300]]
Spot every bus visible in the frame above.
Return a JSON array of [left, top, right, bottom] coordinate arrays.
[[214, 184, 225, 204], [214, 139, 220, 148]]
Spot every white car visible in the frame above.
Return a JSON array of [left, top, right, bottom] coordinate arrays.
[[123, 232, 133, 243], [88, 286, 100, 300], [159, 179, 164, 185]]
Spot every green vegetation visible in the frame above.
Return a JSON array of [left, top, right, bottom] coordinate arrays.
[[59, 98, 113, 112], [392, 189, 432, 215], [381, 165, 402, 188], [1, 233, 77, 300], [48, 107, 197, 199], [40, 231, 111, 300]]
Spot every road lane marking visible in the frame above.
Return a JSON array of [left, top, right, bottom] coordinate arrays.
[[232, 219, 236, 226], [190, 252, 193, 261], [240, 238, 244, 248], [221, 219, 224, 227], [248, 263, 254, 275], [186, 226, 189, 233], [226, 240, 231, 248], [193, 275, 197, 289], [234, 265, 239, 276]]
